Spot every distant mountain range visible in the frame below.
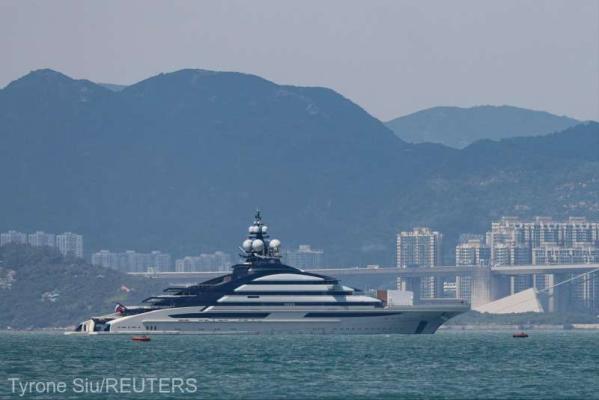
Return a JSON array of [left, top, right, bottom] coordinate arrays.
[[1, 69, 598, 266], [385, 105, 581, 148]]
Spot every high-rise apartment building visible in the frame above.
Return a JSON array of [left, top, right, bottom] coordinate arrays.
[[91, 250, 120, 269], [0, 230, 27, 246], [56, 232, 84, 258], [454, 236, 490, 302], [488, 216, 599, 266], [396, 227, 443, 268], [175, 251, 232, 272], [28, 231, 56, 248], [396, 227, 443, 299], [91, 250, 172, 272], [533, 247, 599, 264], [284, 245, 324, 269], [455, 238, 491, 266], [2, 230, 83, 257], [151, 250, 172, 272], [486, 216, 599, 312]]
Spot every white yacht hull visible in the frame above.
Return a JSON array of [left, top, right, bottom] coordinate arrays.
[[73, 304, 469, 335]]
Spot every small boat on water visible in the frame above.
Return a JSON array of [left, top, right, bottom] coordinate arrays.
[[512, 332, 529, 338], [131, 335, 151, 342]]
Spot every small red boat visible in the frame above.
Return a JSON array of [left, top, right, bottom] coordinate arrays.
[[512, 332, 529, 338], [131, 335, 151, 342]]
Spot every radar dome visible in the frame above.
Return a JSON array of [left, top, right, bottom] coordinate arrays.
[[261, 226, 268, 233], [242, 239, 252, 252], [249, 226, 259, 233], [269, 239, 281, 249], [252, 239, 264, 252]]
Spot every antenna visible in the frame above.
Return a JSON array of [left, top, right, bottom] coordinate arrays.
[[240, 211, 282, 263]]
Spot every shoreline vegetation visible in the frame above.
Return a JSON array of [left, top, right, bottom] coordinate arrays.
[[0, 244, 164, 329]]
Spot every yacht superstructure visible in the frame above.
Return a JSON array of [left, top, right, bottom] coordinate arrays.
[[72, 212, 468, 335]]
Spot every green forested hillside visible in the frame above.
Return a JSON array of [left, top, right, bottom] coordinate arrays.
[[0, 245, 163, 328]]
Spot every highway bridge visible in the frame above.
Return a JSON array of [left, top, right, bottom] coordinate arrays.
[[128, 263, 599, 312], [128, 266, 474, 285], [129, 263, 599, 280]]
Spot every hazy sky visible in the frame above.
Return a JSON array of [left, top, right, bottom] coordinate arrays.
[[1, 0, 598, 121]]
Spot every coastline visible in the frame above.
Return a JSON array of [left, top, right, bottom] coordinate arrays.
[[3, 324, 599, 333], [441, 323, 599, 331]]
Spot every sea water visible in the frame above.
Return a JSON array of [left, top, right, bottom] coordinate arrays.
[[0, 330, 598, 399]]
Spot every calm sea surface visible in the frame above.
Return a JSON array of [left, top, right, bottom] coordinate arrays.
[[0, 330, 598, 399]]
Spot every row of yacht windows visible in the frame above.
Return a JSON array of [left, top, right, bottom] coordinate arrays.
[[249, 280, 338, 285], [219, 302, 382, 307], [240, 291, 352, 296], [144, 326, 397, 333]]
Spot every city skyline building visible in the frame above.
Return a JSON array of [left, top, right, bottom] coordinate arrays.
[[485, 216, 599, 311], [56, 232, 84, 258], [91, 250, 119, 270], [396, 227, 443, 299], [28, 231, 56, 248], [454, 237, 491, 302], [396, 227, 443, 269], [0, 230, 27, 246], [175, 251, 232, 272], [91, 249, 172, 273], [455, 238, 491, 266], [1, 230, 84, 258], [284, 245, 324, 270], [487, 216, 599, 265]]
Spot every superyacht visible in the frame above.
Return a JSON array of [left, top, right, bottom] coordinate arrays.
[[71, 212, 468, 335]]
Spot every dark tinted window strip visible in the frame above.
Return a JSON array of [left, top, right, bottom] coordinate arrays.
[[304, 312, 402, 318], [248, 280, 338, 285], [170, 313, 270, 319], [218, 302, 381, 307], [236, 291, 353, 296]]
